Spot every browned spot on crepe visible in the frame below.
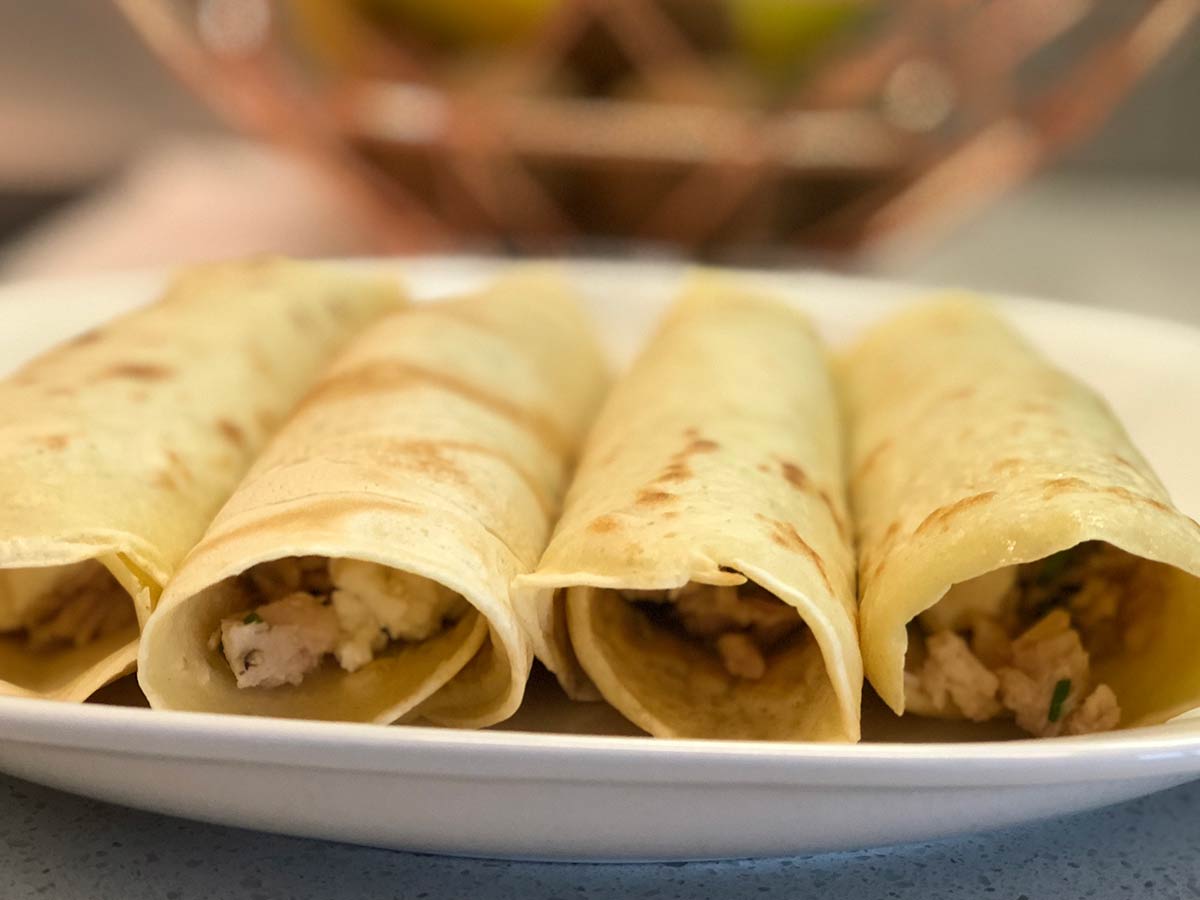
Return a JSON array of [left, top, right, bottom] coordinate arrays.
[[216, 419, 247, 450], [870, 557, 887, 583], [1111, 454, 1139, 472], [755, 462, 770, 474], [1042, 476, 1091, 497], [166, 449, 187, 469], [758, 515, 832, 592], [853, 437, 892, 485], [154, 470, 179, 492], [35, 434, 70, 451], [104, 363, 173, 381], [915, 491, 998, 535], [299, 361, 569, 457], [636, 489, 675, 505], [878, 520, 901, 549], [160, 451, 193, 487], [656, 461, 693, 482], [589, 515, 620, 534], [68, 328, 103, 347], [675, 428, 719, 457], [1101, 485, 1171, 512], [780, 460, 808, 491], [817, 488, 849, 541], [661, 510, 680, 519]]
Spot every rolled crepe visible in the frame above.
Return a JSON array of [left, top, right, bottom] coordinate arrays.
[[0, 258, 401, 700], [843, 297, 1200, 737], [137, 268, 609, 727], [517, 273, 861, 741]]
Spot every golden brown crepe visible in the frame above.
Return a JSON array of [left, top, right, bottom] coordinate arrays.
[[0, 258, 401, 700], [516, 272, 861, 741], [137, 268, 610, 727], [842, 296, 1200, 737]]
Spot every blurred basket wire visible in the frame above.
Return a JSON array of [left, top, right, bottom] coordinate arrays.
[[117, 0, 1198, 260]]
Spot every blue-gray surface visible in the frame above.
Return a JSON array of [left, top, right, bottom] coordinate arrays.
[[3, 773, 1199, 900]]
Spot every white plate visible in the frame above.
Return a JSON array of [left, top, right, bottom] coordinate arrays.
[[2, 256, 1200, 862]]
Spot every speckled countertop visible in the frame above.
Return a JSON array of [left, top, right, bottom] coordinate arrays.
[[4, 772, 1200, 899]]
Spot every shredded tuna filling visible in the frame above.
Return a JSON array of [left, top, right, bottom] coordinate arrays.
[[0, 561, 135, 650], [904, 542, 1163, 737], [212, 556, 470, 689], [622, 581, 803, 680]]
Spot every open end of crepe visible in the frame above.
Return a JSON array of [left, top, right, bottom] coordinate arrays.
[[0, 560, 136, 653], [565, 576, 852, 741], [211, 555, 473, 690], [0, 560, 138, 697], [616, 582, 807, 682], [903, 542, 1165, 737]]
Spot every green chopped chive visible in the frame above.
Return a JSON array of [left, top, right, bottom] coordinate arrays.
[[1037, 550, 1074, 585], [243, 611, 263, 625], [1048, 678, 1072, 723]]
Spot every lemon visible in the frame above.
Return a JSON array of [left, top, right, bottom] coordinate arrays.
[[728, 0, 868, 81]]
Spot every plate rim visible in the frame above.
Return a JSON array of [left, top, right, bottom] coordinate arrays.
[[5, 695, 1200, 789]]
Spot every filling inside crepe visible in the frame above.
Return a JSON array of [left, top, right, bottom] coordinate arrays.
[[904, 542, 1164, 737], [0, 561, 135, 650], [212, 556, 471, 689], [615, 581, 805, 680]]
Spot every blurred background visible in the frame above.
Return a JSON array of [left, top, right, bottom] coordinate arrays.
[[0, 1, 1196, 319]]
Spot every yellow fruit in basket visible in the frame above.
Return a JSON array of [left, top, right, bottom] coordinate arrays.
[[728, 0, 867, 78], [362, 0, 559, 48], [288, 0, 364, 68]]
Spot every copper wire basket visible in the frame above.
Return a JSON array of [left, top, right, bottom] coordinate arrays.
[[118, 0, 1198, 260]]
